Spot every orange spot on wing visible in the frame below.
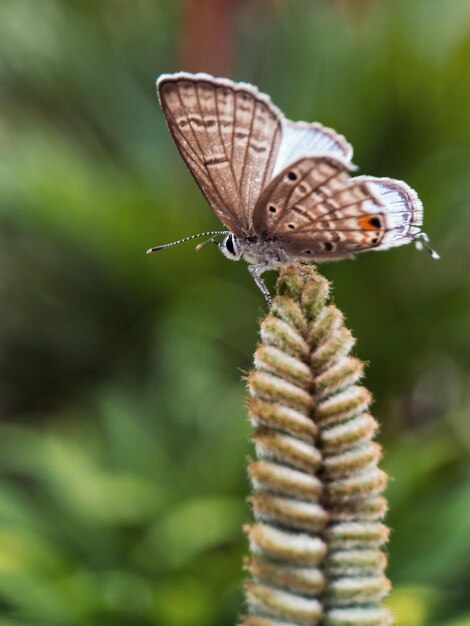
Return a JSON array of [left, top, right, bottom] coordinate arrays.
[[359, 215, 382, 231]]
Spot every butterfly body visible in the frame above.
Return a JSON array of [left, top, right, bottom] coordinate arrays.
[[231, 235, 291, 268], [150, 72, 437, 304]]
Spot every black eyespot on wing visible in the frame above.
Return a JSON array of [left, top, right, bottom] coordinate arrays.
[[369, 216, 382, 228], [269, 205, 277, 213], [323, 242, 334, 252], [225, 235, 235, 255], [304, 250, 312, 255], [288, 224, 295, 229], [287, 171, 298, 181]]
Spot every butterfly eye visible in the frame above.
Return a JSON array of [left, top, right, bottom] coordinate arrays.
[[220, 234, 241, 261], [225, 234, 235, 254]]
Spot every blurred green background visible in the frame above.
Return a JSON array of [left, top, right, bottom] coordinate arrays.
[[0, 0, 469, 624]]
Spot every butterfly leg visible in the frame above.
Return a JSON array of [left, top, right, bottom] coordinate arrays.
[[292, 260, 309, 280], [248, 264, 272, 307]]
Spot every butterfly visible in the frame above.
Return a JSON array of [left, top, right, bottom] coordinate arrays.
[[148, 72, 438, 304]]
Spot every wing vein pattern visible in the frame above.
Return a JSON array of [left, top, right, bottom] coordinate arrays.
[[158, 74, 283, 234], [157, 72, 424, 261], [253, 156, 423, 257]]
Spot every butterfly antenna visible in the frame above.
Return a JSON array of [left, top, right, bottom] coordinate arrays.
[[146, 231, 229, 254], [415, 232, 440, 260]]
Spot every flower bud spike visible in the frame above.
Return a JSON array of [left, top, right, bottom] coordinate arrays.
[[241, 266, 392, 626]]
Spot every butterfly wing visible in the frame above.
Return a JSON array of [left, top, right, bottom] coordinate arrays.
[[272, 119, 353, 177], [252, 156, 423, 259], [158, 72, 356, 235], [157, 72, 283, 235], [352, 176, 423, 250]]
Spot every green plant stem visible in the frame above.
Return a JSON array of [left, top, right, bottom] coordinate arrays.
[[240, 266, 391, 626]]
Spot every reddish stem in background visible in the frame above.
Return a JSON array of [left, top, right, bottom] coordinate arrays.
[[180, 0, 242, 76]]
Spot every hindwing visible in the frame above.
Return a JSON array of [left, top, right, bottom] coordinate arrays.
[[252, 156, 423, 259]]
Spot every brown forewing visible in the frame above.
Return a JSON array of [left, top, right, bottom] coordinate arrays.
[[158, 74, 282, 236]]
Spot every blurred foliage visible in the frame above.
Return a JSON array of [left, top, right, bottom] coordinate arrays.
[[0, 0, 469, 624]]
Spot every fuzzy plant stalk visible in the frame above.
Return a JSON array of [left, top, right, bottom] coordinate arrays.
[[241, 265, 391, 626]]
